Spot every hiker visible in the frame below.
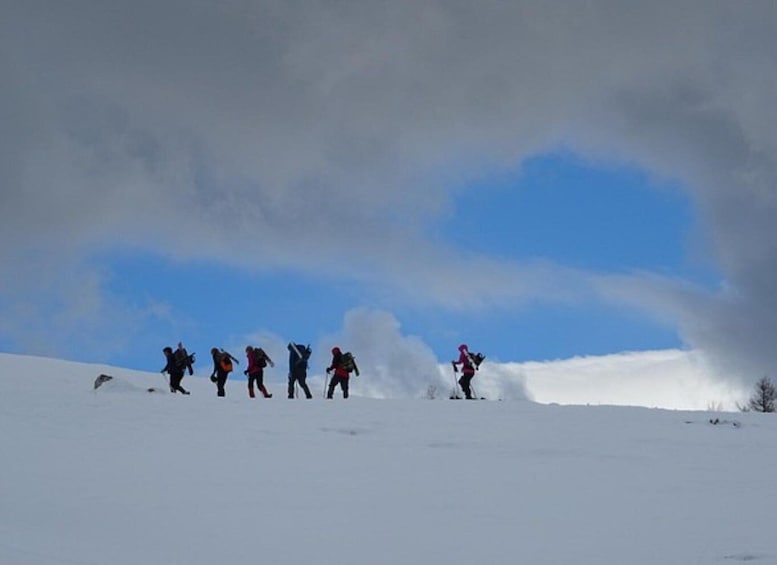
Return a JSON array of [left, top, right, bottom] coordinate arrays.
[[245, 346, 274, 398], [287, 342, 313, 399], [210, 348, 239, 397], [452, 343, 476, 399], [175, 342, 195, 376], [162, 346, 190, 395], [326, 347, 359, 399]]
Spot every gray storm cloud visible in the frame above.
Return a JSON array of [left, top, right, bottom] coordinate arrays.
[[2, 2, 777, 381]]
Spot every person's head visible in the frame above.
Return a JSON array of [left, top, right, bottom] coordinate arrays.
[[163, 346, 173, 355], [458, 343, 468, 352], [211, 347, 219, 355], [245, 345, 253, 353], [332, 346, 341, 354]]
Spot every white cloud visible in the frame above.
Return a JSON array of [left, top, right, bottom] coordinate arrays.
[[0, 247, 170, 360], [317, 309, 445, 398], [514, 349, 748, 411]]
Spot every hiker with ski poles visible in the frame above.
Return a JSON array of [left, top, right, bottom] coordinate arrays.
[[326, 347, 359, 399], [451, 343, 484, 399]]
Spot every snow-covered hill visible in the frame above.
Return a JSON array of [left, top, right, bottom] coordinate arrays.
[[1, 353, 775, 565]]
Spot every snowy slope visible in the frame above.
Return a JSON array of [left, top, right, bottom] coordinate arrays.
[[1, 353, 776, 565]]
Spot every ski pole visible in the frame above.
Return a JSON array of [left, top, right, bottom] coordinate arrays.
[[323, 371, 330, 398], [450, 361, 461, 399], [160, 370, 170, 391]]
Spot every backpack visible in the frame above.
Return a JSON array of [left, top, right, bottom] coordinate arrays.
[[254, 348, 267, 368], [291, 343, 311, 369], [174, 348, 188, 369], [342, 352, 356, 372], [220, 353, 234, 373], [467, 352, 486, 370]]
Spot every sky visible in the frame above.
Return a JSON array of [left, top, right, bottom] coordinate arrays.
[[2, 353, 777, 565], [2, 2, 777, 401]]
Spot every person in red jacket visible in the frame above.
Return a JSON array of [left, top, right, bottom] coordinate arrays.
[[326, 346, 357, 399], [452, 343, 476, 399], [245, 346, 274, 398]]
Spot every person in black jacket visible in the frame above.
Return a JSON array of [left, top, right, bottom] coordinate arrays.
[[162, 346, 190, 395], [210, 347, 239, 397], [287, 342, 313, 399]]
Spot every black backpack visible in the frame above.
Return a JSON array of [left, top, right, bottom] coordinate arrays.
[[468, 352, 486, 370], [174, 348, 188, 368], [254, 348, 268, 368], [290, 343, 311, 369]]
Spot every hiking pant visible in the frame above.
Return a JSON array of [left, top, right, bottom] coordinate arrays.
[[248, 371, 271, 398], [288, 370, 312, 399], [169, 371, 187, 394], [215, 369, 229, 397], [327, 375, 349, 399], [458, 373, 475, 399]]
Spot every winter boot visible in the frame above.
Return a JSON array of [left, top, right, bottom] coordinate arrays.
[[248, 387, 256, 398]]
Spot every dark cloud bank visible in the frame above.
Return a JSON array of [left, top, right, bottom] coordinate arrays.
[[2, 2, 777, 384]]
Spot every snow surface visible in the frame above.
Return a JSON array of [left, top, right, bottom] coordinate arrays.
[[1, 352, 776, 565]]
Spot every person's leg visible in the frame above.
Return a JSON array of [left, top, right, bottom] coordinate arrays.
[[299, 375, 312, 398], [326, 375, 338, 399], [256, 371, 271, 397], [288, 374, 296, 399], [217, 371, 227, 397], [169, 372, 181, 393], [173, 373, 189, 394], [458, 375, 472, 399]]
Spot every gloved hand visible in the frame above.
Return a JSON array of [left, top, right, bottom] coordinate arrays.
[[243, 370, 248, 376]]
